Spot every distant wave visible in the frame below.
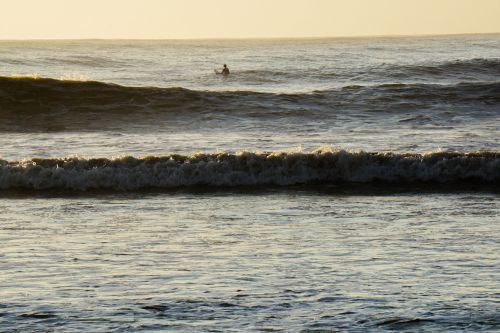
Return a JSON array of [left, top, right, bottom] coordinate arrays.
[[387, 58, 500, 80], [1, 76, 499, 123], [232, 58, 500, 82], [0, 149, 498, 191], [41, 55, 128, 68]]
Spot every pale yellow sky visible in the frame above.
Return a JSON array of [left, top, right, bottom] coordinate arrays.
[[1, 0, 499, 39]]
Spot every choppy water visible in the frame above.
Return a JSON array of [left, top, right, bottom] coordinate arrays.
[[0, 35, 499, 332], [1, 190, 499, 332]]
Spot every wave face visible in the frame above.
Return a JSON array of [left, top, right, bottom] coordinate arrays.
[[0, 149, 498, 191], [1, 76, 499, 130], [2, 76, 499, 111]]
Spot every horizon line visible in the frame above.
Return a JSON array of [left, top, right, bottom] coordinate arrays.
[[1, 32, 499, 42]]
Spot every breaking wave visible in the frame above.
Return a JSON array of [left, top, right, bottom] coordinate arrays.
[[0, 149, 498, 191]]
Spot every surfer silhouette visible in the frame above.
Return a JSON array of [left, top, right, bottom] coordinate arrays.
[[215, 64, 230, 75]]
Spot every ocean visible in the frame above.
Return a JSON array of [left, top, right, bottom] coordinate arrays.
[[0, 35, 499, 332]]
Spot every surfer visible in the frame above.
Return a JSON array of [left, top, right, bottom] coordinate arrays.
[[215, 64, 230, 75]]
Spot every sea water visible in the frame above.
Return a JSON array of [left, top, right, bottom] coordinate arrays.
[[0, 35, 499, 332]]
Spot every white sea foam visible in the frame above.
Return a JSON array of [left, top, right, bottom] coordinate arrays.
[[0, 149, 497, 191]]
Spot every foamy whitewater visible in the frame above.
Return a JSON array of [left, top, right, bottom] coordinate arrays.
[[0, 151, 499, 190], [0, 35, 499, 332]]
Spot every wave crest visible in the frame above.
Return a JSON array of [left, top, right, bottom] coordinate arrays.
[[0, 149, 498, 191]]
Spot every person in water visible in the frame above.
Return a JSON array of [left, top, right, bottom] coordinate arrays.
[[216, 64, 230, 75]]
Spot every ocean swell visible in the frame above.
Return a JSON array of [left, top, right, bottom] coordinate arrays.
[[208, 58, 500, 82], [0, 149, 498, 191], [1, 76, 499, 131], [387, 58, 500, 80], [2, 76, 499, 113]]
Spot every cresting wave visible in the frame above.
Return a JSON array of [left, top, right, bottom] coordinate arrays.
[[0, 149, 498, 191], [1, 76, 500, 131], [1, 76, 499, 114]]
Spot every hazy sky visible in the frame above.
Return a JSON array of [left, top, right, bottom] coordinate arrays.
[[2, 0, 500, 39]]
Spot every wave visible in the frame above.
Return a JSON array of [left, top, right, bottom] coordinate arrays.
[[387, 58, 500, 80], [0, 149, 498, 191], [338, 81, 500, 106], [231, 58, 500, 83], [1, 76, 499, 131], [42, 55, 128, 68], [1, 76, 499, 114]]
